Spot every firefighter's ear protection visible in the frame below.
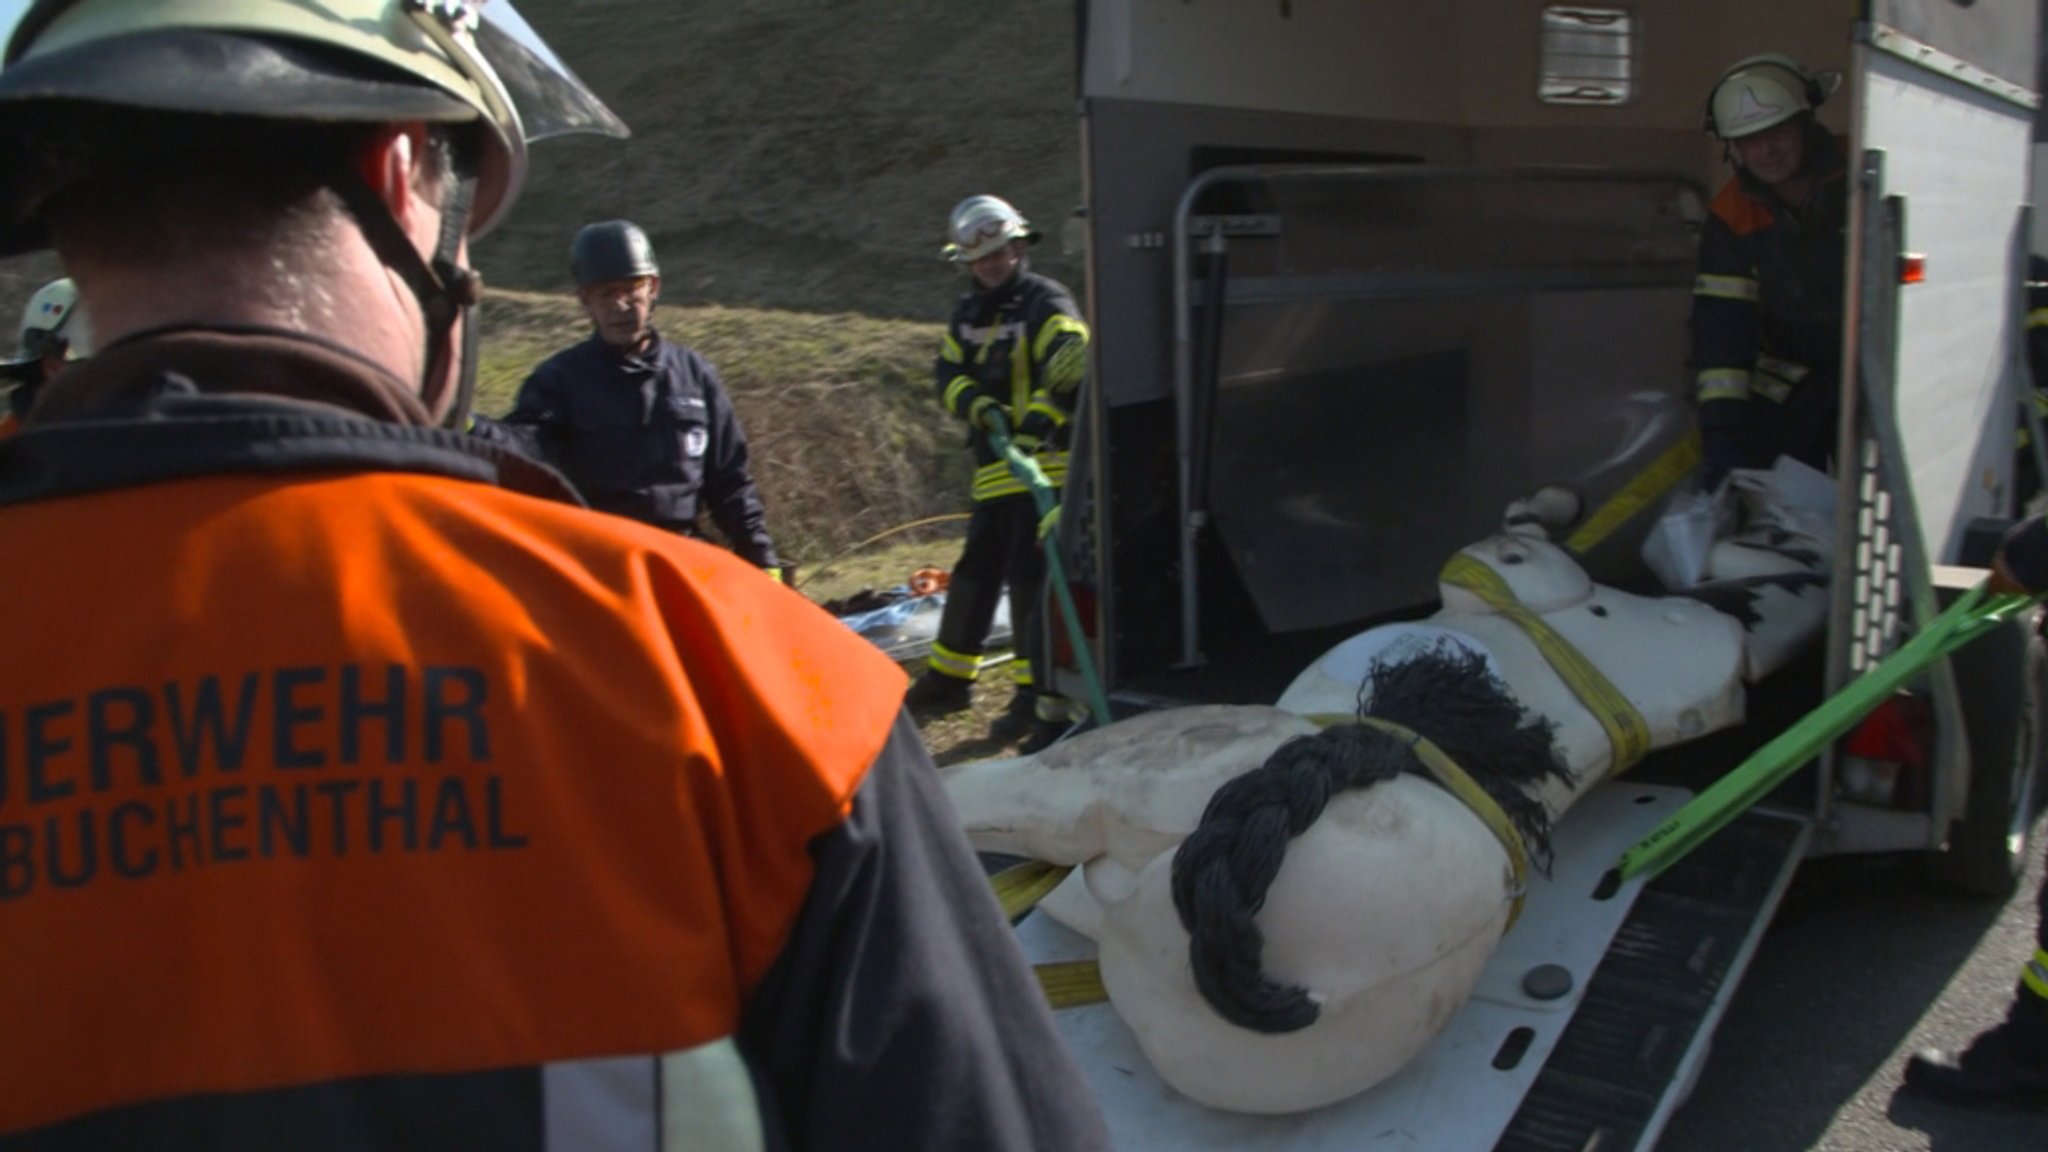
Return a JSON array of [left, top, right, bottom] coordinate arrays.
[[1701, 55, 1833, 136]]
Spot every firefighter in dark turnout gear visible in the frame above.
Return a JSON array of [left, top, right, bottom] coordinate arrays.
[[1692, 54, 1849, 490], [502, 220, 780, 574], [903, 195, 1089, 751], [1900, 514, 2048, 1107], [0, 4, 1112, 1149]]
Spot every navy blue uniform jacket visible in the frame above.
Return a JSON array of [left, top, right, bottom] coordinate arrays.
[[504, 332, 778, 567]]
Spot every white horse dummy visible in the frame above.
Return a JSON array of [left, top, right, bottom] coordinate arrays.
[[941, 479, 1829, 1114]]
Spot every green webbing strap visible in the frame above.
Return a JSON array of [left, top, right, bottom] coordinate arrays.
[[1440, 552, 1653, 773], [1564, 431, 1702, 556], [985, 413, 1114, 728], [1618, 582, 2041, 882], [1307, 713, 1531, 930], [989, 858, 1075, 921]]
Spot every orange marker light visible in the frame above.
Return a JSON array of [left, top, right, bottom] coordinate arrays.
[[1899, 253, 1927, 284]]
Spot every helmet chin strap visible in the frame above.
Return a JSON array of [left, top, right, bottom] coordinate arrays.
[[328, 164, 483, 427]]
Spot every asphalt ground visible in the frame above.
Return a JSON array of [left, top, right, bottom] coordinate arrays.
[[1657, 811, 2048, 1151]]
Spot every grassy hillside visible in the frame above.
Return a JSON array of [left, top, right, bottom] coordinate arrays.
[[480, 0, 1082, 318]]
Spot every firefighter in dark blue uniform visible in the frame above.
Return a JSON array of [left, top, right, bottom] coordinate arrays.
[[1691, 54, 1849, 490], [903, 196, 1088, 751], [502, 221, 780, 574]]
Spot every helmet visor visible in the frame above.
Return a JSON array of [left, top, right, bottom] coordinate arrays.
[[474, 2, 628, 143]]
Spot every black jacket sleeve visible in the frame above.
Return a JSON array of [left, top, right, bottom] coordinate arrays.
[[499, 361, 571, 467], [695, 361, 778, 569], [738, 712, 1112, 1152]]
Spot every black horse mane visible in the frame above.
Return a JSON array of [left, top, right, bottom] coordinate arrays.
[[1168, 642, 1571, 1034]]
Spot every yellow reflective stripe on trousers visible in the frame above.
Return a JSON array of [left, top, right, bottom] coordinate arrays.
[[1439, 552, 1652, 772], [2029, 307, 2048, 332], [2024, 947, 2048, 1002], [1696, 367, 1750, 403], [1565, 432, 1701, 555], [1695, 273, 1759, 301], [927, 641, 981, 680], [1338, 714, 1531, 930]]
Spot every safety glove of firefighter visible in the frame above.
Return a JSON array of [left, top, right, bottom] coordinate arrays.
[[966, 389, 1006, 435], [1013, 409, 1056, 455]]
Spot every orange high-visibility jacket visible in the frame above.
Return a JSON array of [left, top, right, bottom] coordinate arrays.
[[0, 334, 1110, 1152]]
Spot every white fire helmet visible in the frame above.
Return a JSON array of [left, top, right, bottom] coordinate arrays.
[[943, 195, 1041, 264], [1705, 54, 1837, 141], [4, 277, 88, 373]]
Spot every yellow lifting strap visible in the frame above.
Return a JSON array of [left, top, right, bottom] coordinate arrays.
[[989, 858, 1074, 921], [1035, 960, 1112, 1010], [1439, 552, 1652, 773], [1302, 713, 1532, 931], [988, 860, 1115, 1011], [1564, 431, 1701, 556]]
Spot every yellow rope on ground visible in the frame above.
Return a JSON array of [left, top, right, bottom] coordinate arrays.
[[793, 512, 971, 591]]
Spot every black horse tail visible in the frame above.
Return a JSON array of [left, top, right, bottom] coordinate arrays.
[[1169, 643, 1570, 1034]]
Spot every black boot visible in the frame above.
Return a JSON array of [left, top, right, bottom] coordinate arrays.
[[904, 670, 974, 718], [988, 688, 1037, 742], [1903, 1014, 2048, 1107], [1018, 717, 1071, 755]]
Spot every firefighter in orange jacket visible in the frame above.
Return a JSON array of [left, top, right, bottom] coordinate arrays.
[[1692, 54, 1849, 489], [0, 4, 1109, 1150]]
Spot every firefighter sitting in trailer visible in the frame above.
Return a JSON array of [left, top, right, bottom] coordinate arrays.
[[1691, 54, 1849, 490]]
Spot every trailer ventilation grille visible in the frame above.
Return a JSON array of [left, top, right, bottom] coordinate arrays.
[[1539, 7, 1635, 106]]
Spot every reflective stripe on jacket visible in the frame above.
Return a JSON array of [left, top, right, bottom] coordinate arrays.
[[933, 269, 1088, 501]]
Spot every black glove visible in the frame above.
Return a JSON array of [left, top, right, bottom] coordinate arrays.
[[1013, 410, 1056, 454]]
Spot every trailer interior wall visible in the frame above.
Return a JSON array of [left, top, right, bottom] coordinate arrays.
[[1077, 0, 1861, 666], [1081, 0, 1858, 410]]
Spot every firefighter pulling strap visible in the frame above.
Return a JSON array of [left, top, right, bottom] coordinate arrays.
[[1439, 552, 1653, 772], [1618, 581, 2041, 882]]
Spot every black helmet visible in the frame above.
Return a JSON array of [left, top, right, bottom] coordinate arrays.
[[571, 220, 659, 287]]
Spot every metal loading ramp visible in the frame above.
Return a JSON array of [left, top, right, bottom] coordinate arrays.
[[1495, 809, 1808, 1152]]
